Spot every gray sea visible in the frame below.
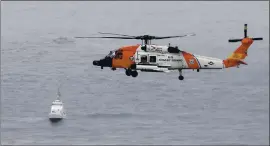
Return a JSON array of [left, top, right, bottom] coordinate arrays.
[[1, 1, 269, 145]]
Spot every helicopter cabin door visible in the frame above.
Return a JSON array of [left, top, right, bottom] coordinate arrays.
[[136, 53, 157, 65], [140, 55, 148, 64]]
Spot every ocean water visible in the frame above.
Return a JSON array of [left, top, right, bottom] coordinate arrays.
[[1, 1, 269, 145]]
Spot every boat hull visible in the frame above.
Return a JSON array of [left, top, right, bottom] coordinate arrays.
[[48, 113, 65, 122], [49, 118, 62, 122]]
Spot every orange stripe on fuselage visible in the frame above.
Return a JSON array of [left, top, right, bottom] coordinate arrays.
[[112, 44, 140, 68], [182, 51, 200, 69]]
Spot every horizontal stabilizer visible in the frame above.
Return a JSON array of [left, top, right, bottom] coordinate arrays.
[[223, 58, 248, 68], [238, 60, 248, 65]]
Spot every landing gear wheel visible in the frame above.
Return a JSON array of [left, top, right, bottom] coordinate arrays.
[[131, 71, 138, 77], [178, 69, 184, 80], [178, 75, 184, 80], [125, 69, 131, 76]]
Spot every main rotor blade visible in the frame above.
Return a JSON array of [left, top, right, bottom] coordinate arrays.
[[74, 33, 196, 40], [74, 36, 136, 39], [154, 33, 196, 39], [98, 32, 136, 37]]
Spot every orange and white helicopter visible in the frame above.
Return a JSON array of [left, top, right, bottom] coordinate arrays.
[[75, 24, 263, 80]]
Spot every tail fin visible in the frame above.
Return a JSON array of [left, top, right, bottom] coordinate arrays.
[[227, 37, 253, 60], [223, 24, 263, 68]]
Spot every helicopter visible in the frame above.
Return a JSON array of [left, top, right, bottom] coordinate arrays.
[[75, 24, 263, 80]]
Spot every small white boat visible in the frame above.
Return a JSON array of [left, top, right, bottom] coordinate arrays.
[[49, 87, 66, 122]]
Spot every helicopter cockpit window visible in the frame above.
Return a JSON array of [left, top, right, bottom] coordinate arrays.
[[114, 50, 123, 59], [106, 50, 117, 58]]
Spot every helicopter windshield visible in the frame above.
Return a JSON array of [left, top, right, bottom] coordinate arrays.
[[106, 49, 117, 58]]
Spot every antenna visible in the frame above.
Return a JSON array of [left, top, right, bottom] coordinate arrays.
[[57, 88, 61, 99], [57, 83, 62, 100]]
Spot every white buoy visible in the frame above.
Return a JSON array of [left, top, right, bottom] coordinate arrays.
[[48, 86, 66, 122]]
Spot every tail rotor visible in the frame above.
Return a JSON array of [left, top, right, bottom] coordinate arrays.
[[228, 24, 263, 43]]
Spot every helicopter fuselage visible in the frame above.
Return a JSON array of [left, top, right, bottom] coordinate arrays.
[[132, 44, 224, 72], [93, 43, 225, 75]]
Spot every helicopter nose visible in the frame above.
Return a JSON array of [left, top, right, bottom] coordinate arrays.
[[93, 57, 112, 68], [93, 60, 99, 66]]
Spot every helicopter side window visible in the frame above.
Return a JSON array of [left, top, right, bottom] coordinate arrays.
[[149, 56, 156, 63], [140, 55, 148, 63], [168, 46, 180, 53], [114, 50, 123, 59]]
